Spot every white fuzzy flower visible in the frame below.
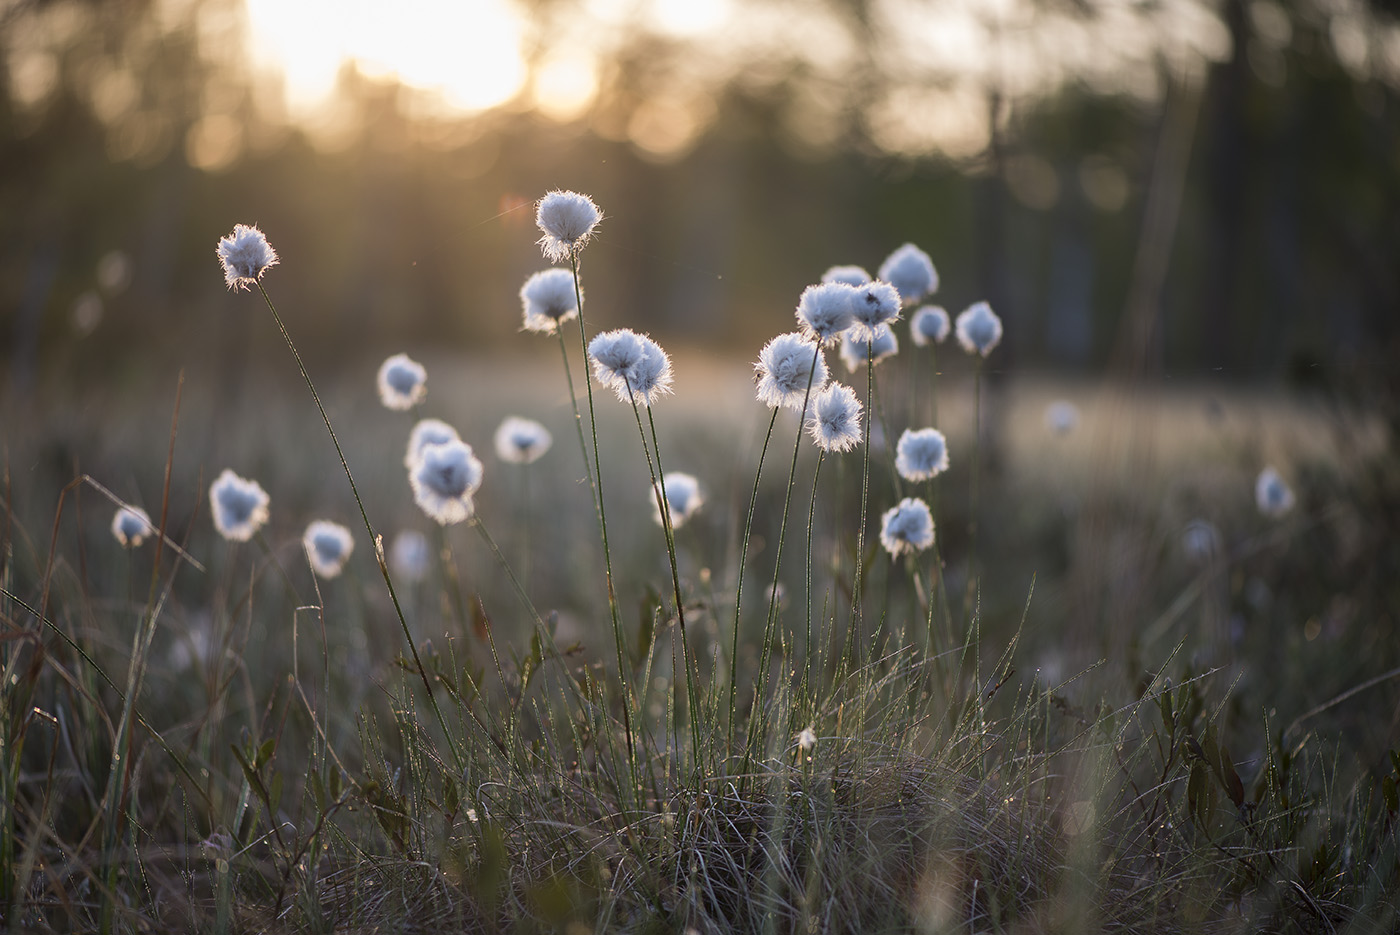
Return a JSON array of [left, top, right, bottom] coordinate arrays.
[[955, 301, 1002, 357], [303, 520, 354, 578], [839, 326, 899, 371], [209, 469, 270, 542], [654, 472, 703, 529], [909, 305, 951, 346], [821, 265, 871, 286], [587, 329, 674, 406], [389, 530, 431, 583], [1181, 519, 1221, 562], [806, 383, 863, 453], [520, 268, 581, 333], [755, 333, 828, 411], [536, 190, 602, 263], [795, 282, 857, 346], [849, 281, 902, 342], [879, 497, 935, 556], [377, 353, 427, 410], [895, 428, 949, 481], [798, 727, 817, 751], [1255, 467, 1295, 518], [405, 419, 461, 470], [215, 224, 279, 291], [111, 505, 153, 548], [1044, 400, 1079, 435], [878, 243, 938, 305], [494, 416, 552, 464], [410, 440, 483, 526]]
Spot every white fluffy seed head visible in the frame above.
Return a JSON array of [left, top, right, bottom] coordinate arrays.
[[536, 190, 602, 263], [303, 520, 355, 578], [111, 505, 153, 548], [216, 224, 279, 291], [821, 265, 871, 287], [410, 440, 483, 526], [389, 530, 431, 583], [1255, 467, 1295, 518], [1181, 519, 1221, 562], [377, 353, 427, 410], [520, 268, 581, 333], [878, 243, 938, 305], [895, 428, 950, 482], [955, 301, 1003, 357], [849, 281, 902, 341], [405, 418, 460, 470], [879, 497, 935, 556], [1044, 400, 1079, 435], [795, 282, 858, 346], [798, 727, 817, 751], [755, 332, 828, 410], [494, 416, 553, 464], [587, 329, 674, 406], [806, 383, 863, 453], [209, 469, 270, 542], [654, 472, 703, 529], [909, 305, 951, 347], [839, 326, 899, 371]]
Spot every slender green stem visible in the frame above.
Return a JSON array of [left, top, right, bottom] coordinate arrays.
[[727, 407, 778, 755], [254, 283, 464, 776], [966, 357, 983, 621], [804, 450, 825, 714], [848, 343, 874, 673]]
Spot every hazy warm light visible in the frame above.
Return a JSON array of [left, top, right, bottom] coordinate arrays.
[[533, 51, 599, 122], [242, 0, 528, 118]]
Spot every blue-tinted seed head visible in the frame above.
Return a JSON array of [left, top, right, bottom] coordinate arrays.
[[796, 282, 858, 346], [410, 440, 483, 526], [520, 268, 581, 333], [755, 332, 828, 410], [880, 497, 935, 556], [377, 353, 427, 410], [112, 505, 153, 548], [210, 469, 270, 542], [806, 383, 863, 453], [909, 305, 951, 346], [536, 190, 602, 263], [216, 224, 279, 291], [895, 428, 950, 482], [955, 301, 1003, 357], [878, 243, 938, 305], [839, 326, 899, 371], [303, 520, 355, 578]]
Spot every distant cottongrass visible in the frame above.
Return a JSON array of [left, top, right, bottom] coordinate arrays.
[[821, 265, 871, 286], [839, 326, 898, 371], [209, 469, 270, 542], [494, 416, 553, 464], [520, 268, 581, 333], [111, 505, 153, 548], [377, 353, 427, 410], [536, 190, 602, 263], [389, 530, 431, 583], [1181, 519, 1222, 562], [878, 243, 938, 305], [849, 281, 902, 342], [1255, 467, 1295, 518], [303, 520, 355, 579], [405, 418, 460, 469], [587, 329, 674, 406], [909, 305, 951, 346], [955, 301, 1003, 357], [796, 282, 857, 346], [654, 472, 703, 528], [755, 332, 828, 410], [1044, 400, 1080, 435], [806, 383, 863, 452], [895, 428, 950, 481], [215, 223, 278, 291], [410, 440, 484, 526], [880, 497, 935, 556]]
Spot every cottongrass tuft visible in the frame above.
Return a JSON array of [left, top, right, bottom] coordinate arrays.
[[653, 472, 703, 528], [410, 440, 484, 526], [405, 418, 460, 470], [536, 190, 602, 263], [955, 301, 1003, 357], [798, 726, 817, 751], [1044, 400, 1079, 435], [821, 265, 871, 286], [389, 530, 431, 583], [587, 329, 674, 406], [1181, 518, 1222, 562], [839, 326, 899, 371], [377, 353, 427, 410], [878, 243, 938, 305], [806, 383, 863, 453], [850, 281, 902, 341], [755, 332, 828, 410], [909, 305, 951, 346], [215, 223, 279, 291], [111, 505, 153, 548], [796, 282, 858, 346], [1255, 466, 1295, 518], [895, 428, 950, 481], [209, 469, 270, 542], [879, 497, 935, 556], [494, 416, 553, 464], [520, 268, 581, 333], [302, 520, 355, 579]]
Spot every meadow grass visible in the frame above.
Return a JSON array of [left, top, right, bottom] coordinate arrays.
[[1, 208, 1397, 934]]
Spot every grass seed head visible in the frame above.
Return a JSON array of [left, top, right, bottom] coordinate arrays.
[[215, 223, 279, 291]]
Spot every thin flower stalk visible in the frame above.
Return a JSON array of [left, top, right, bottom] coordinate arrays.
[[848, 339, 876, 672]]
